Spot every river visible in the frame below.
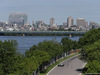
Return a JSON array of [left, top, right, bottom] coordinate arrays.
[[0, 36, 82, 54]]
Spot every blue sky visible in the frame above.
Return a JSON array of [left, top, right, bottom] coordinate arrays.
[[0, 0, 100, 25]]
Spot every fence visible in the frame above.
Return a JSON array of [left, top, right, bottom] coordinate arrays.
[[32, 49, 80, 75]]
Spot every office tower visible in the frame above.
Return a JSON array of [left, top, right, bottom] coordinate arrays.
[[50, 18, 55, 26], [8, 13, 28, 27], [89, 21, 97, 26], [85, 21, 88, 27], [77, 18, 86, 28], [89, 21, 99, 29], [67, 16, 73, 28]]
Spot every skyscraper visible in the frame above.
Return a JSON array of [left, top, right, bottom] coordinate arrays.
[[77, 18, 86, 28], [8, 13, 28, 27], [50, 18, 55, 26], [67, 16, 73, 28]]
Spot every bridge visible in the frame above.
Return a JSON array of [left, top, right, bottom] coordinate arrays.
[[0, 31, 86, 36]]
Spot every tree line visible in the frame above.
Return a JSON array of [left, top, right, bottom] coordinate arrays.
[[0, 36, 80, 75], [0, 32, 84, 36], [79, 28, 100, 73]]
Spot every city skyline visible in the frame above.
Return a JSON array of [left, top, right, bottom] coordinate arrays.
[[0, 0, 100, 25]]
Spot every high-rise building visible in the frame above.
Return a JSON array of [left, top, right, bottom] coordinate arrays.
[[8, 13, 28, 27], [77, 18, 86, 28], [67, 16, 73, 28], [50, 18, 55, 26], [85, 21, 88, 27], [89, 21, 99, 29]]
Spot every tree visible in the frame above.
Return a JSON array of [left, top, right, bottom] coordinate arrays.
[[33, 50, 50, 65], [33, 50, 50, 72], [25, 45, 37, 57], [37, 40, 63, 58], [80, 39, 100, 73], [61, 37, 73, 52], [19, 56, 39, 75], [25, 40, 63, 73], [0, 40, 18, 74], [79, 28, 100, 46], [87, 60, 100, 73], [80, 40, 100, 62]]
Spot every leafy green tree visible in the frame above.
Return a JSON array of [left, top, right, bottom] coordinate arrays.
[[80, 39, 100, 73], [0, 40, 19, 74], [33, 50, 50, 65], [79, 28, 100, 46], [80, 40, 100, 62], [87, 60, 100, 73], [33, 50, 51, 72], [72, 41, 80, 49], [0, 63, 4, 75], [25, 45, 37, 57], [37, 40, 63, 58], [9, 56, 39, 75], [19, 56, 39, 75], [25, 40, 63, 73], [61, 37, 73, 52]]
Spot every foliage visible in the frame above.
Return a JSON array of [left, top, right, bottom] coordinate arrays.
[[61, 37, 80, 52], [0, 40, 19, 74], [33, 50, 50, 65], [81, 41, 100, 73], [80, 40, 100, 62], [25, 39, 79, 73], [25, 40, 63, 58], [25, 40, 63, 73], [19, 56, 39, 75], [0, 40, 15, 74], [79, 28, 100, 46], [87, 60, 100, 73], [37, 40, 63, 58], [79, 28, 100, 73], [61, 37, 72, 52], [0, 40, 39, 75], [0, 36, 80, 75], [2, 32, 85, 36]]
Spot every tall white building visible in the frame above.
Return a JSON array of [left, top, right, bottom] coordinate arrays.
[[67, 16, 73, 28], [50, 18, 55, 26], [8, 13, 28, 27]]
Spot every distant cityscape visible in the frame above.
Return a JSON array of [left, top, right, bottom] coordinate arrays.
[[0, 12, 100, 31]]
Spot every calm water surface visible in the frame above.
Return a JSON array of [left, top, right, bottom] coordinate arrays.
[[0, 36, 82, 54]]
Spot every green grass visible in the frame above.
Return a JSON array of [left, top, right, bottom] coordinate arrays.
[[40, 53, 79, 75]]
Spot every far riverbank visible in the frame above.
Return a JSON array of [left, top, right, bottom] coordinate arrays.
[[0, 31, 85, 36]]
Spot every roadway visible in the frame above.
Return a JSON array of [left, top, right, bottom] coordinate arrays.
[[47, 55, 86, 75]]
